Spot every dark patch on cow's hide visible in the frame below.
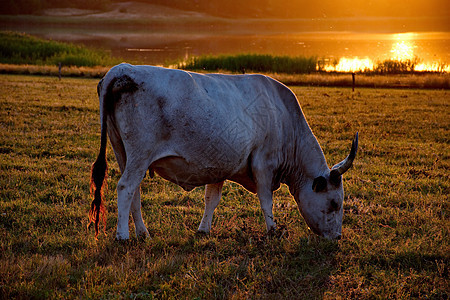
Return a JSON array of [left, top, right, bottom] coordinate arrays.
[[156, 96, 166, 110], [102, 74, 139, 112], [155, 96, 174, 140], [112, 74, 139, 95]]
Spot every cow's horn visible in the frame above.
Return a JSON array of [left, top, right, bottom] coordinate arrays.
[[331, 132, 358, 175]]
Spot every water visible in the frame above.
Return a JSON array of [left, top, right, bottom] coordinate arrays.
[[6, 24, 450, 71]]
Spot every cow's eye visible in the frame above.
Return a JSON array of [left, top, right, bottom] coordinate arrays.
[[312, 176, 327, 192]]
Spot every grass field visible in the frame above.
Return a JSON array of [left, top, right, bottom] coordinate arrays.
[[0, 74, 448, 299]]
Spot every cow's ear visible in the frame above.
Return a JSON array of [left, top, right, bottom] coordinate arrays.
[[312, 176, 327, 192]]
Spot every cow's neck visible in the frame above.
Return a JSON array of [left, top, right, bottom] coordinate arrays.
[[284, 123, 329, 199]]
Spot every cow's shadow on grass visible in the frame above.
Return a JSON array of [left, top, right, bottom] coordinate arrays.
[[92, 223, 340, 298]]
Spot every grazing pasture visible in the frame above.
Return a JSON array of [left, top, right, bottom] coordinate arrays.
[[0, 74, 448, 298]]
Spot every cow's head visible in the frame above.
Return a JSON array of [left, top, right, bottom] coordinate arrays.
[[297, 133, 358, 240]]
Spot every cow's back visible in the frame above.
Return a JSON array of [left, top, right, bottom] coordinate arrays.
[[102, 64, 303, 187]]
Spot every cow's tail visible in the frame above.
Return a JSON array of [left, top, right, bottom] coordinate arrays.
[[89, 78, 109, 239]]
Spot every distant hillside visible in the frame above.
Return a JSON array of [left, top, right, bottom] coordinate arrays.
[[146, 0, 450, 19], [1, 0, 449, 19], [0, 0, 110, 15]]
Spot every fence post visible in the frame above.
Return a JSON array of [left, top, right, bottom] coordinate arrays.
[[58, 62, 61, 80], [352, 72, 355, 92]]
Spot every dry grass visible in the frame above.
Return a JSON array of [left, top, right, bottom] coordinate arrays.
[[271, 72, 450, 89], [0, 74, 448, 299], [0, 63, 110, 78]]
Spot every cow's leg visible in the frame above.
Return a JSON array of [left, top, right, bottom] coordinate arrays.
[[116, 165, 147, 240], [257, 187, 276, 232], [197, 181, 224, 233], [108, 124, 149, 239], [130, 186, 149, 238], [252, 155, 277, 232]]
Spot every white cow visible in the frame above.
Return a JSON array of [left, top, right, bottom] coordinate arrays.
[[89, 63, 358, 240]]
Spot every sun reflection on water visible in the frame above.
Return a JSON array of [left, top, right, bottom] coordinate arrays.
[[322, 32, 448, 73], [323, 57, 374, 72], [414, 62, 450, 72], [391, 41, 415, 61]]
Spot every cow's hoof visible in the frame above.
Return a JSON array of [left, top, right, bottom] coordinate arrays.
[[195, 230, 210, 237], [268, 224, 285, 238], [114, 237, 130, 245], [115, 232, 130, 241], [136, 230, 150, 241], [267, 227, 277, 238]]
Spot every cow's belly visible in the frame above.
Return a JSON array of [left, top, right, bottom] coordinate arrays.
[[150, 156, 234, 191]]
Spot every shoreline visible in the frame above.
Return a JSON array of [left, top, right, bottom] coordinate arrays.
[[1, 63, 449, 89]]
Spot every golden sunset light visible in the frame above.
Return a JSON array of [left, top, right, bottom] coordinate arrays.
[[321, 31, 449, 73], [415, 62, 450, 72], [323, 58, 374, 72], [1, 0, 450, 298], [1, 0, 449, 73], [391, 41, 415, 61]]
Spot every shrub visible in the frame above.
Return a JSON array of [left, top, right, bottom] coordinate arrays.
[[0, 31, 118, 67], [373, 58, 420, 74], [180, 54, 318, 74]]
